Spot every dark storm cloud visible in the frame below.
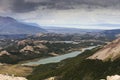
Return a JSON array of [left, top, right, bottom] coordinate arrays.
[[1, 0, 120, 13], [12, 0, 74, 12], [24, 0, 120, 8], [11, 0, 40, 12]]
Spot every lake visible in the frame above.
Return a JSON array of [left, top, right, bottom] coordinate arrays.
[[22, 46, 96, 66]]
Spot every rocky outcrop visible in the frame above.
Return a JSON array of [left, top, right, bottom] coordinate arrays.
[[44, 76, 58, 80], [20, 45, 34, 52], [17, 40, 33, 46], [17, 40, 27, 46], [0, 50, 10, 56], [107, 75, 120, 80], [34, 44, 48, 50], [0, 74, 27, 80], [48, 52, 59, 56], [88, 38, 120, 61], [20, 44, 48, 54]]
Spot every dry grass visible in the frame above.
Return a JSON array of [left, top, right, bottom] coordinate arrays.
[[0, 64, 33, 77]]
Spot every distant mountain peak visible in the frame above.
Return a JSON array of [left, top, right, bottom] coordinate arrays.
[[0, 16, 47, 34], [88, 37, 120, 61], [0, 16, 16, 22], [0, 16, 15, 20]]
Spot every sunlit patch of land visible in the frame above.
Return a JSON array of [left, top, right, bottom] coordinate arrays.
[[0, 64, 33, 77]]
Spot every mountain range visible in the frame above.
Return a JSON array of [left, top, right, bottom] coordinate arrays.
[[0, 16, 47, 34], [0, 16, 120, 40], [42, 26, 102, 34]]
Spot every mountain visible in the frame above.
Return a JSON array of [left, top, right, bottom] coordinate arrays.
[[42, 26, 120, 41], [88, 38, 120, 61], [0, 16, 47, 34], [42, 26, 102, 34]]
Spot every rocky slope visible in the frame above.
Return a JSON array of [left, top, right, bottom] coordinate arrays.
[[88, 37, 120, 61]]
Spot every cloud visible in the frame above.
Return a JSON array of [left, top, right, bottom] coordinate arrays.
[[23, 0, 120, 10], [0, 0, 12, 12], [0, 0, 120, 13], [0, 0, 120, 29], [11, 0, 41, 13]]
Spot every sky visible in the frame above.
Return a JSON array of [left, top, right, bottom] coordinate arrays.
[[0, 0, 120, 29]]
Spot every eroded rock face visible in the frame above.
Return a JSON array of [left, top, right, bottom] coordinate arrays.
[[34, 44, 48, 50], [17, 40, 33, 46], [0, 50, 10, 56], [107, 75, 120, 80], [20, 45, 34, 52], [18, 40, 26, 46], [0, 74, 27, 80], [88, 38, 120, 61]]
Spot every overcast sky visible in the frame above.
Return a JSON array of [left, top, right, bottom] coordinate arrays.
[[0, 0, 120, 29]]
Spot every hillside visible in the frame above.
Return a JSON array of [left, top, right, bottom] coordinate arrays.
[[27, 47, 100, 80], [88, 38, 120, 61], [0, 16, 47, 34], [27, 38, 120, 80]]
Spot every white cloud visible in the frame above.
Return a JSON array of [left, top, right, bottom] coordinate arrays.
[[17, 8, 120, 28]]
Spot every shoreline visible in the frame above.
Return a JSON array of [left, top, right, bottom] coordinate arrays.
[[19, 47, 84, 66]]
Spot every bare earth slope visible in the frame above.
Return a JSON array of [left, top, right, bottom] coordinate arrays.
[[88, 37, 120, 61]]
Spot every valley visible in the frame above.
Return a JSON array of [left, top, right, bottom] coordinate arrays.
[[0, 23, 119, 80], [0, 32, 108, 64], [0, 27, 119, 80], [0, 31, 109, 80], [22, 46, 96, 66], [0, 0, 120, 80], [0, 19, 119, 80], [27, 38, 120, 80]]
